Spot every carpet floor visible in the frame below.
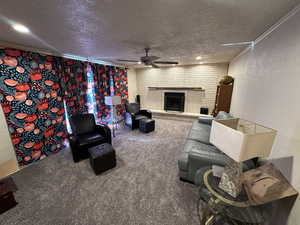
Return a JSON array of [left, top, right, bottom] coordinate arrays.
[[0, 118, 200, 225]]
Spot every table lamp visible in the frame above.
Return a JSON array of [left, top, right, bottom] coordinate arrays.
[[209, 118, 277, 197], [104, 96, 121, 137]]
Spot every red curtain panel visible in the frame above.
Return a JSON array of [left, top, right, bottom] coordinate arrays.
[[62, 59, 89, 117], [90, 63, 112, 123], [0, 48, 67, 166], [112, 67, 128, 116]]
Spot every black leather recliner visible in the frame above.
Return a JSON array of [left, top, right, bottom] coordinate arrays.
[[124, 103, 152, 130], [69, 114, 112, 163]]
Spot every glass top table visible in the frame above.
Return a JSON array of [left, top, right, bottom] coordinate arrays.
[[198, 169, 271, 225]]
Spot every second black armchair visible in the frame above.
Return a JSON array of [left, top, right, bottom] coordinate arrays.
[[69, 113, 111, 163], [124, 103, 152, 130]]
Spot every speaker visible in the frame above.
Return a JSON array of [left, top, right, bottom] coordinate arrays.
[[200, 107, 209, 115], [136, 95, 140, 104]]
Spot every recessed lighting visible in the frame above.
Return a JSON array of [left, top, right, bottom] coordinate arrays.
[[137, 61, 142, 64], [196, 56, 202, 60], [172, 64, 176, 67], [199, 62, 204, 65], [12, 23, 30, 33]]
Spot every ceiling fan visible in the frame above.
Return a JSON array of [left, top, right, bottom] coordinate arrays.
[[117, 48, 179, 68]]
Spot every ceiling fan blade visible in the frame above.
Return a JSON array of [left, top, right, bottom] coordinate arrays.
[[151, 63, 160, 68], [221, 41, 254, 47], [149, 56, 160, 61], [141, 56, 160, 62], [117, 59, 140, 63], [154, 61, 178, 64], [89, 56, 116, 59]]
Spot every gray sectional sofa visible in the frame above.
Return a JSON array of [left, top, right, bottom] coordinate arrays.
[[178, 112, 254, 183]]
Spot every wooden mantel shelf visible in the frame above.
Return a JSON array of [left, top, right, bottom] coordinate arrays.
[[148, 87, 204, 91]]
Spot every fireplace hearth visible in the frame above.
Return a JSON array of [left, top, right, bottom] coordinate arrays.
[[164, 92, 185, 112]]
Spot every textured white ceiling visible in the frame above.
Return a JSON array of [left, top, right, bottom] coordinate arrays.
[[0, 0, 299, 65]]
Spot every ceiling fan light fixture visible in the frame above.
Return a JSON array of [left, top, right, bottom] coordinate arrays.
[[12, 23, 30, 33]]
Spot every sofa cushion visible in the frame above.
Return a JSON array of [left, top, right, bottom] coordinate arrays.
[[191, 120, 211, 132], [184, 139, 220, 154], [187, 121, 211, 145], [198, 117, 213, 125]]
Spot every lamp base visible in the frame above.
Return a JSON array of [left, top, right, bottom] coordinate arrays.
[[218, 160, 243, 198]]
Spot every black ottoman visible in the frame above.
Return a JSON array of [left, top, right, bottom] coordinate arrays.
[[139, 118, 155, 133], [88, 143, 116, 175]]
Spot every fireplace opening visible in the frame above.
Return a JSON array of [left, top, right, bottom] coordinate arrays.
[[164, 92, 185, 112]]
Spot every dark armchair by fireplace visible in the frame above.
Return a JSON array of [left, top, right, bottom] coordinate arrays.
[[124, 103, 152, 130]]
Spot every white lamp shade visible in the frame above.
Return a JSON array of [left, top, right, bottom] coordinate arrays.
[[105, 96, 121, 106], [210, 118, 277, 162]]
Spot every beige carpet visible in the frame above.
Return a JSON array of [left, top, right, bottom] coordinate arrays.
[[0, 118, 200, 225]]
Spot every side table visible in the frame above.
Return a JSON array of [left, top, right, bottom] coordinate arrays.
[[197, 169, 269, 225], [0, 177, 18, 214]]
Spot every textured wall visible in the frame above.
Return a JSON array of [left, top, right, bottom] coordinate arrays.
[[135, 64, 228, 113], [127, 69, 137, 103], [228, 9, 300, 225]]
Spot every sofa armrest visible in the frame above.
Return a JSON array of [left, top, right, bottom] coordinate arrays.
[[189, 150, 229, 168], [188, 150, 256, 183], [95, 124, 112, 144], [138, 110, 152, 119], [187, 150, 229, 182]]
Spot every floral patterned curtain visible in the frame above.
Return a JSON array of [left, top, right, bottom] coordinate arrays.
[[0, 47, 129, 166], [62, 59, 89, 116], [0, 48, 67, 166], [112, 67, 128, 116], [90, 63, 111, 123]]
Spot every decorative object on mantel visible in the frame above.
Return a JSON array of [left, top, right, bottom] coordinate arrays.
[[210, 118, 277, 198], [0, 177, 18, 214], [243, 163, 298, 205], [212, 75, 234, 116], [219, 75, 234, 85], [148, 87, 204, 91]]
